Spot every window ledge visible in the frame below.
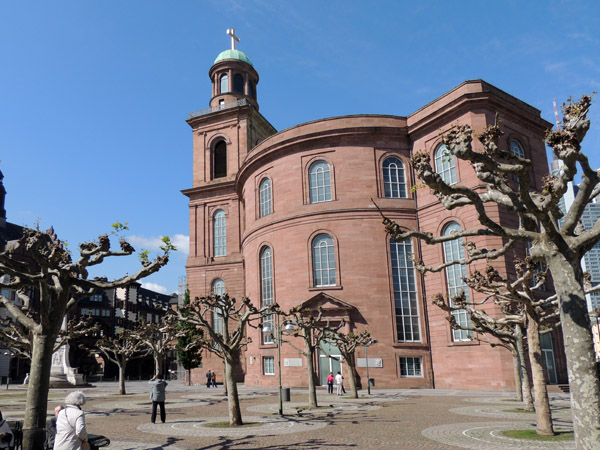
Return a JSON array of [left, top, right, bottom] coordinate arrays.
[[447, 340, 480, 347], [308, 285, 343, 291]]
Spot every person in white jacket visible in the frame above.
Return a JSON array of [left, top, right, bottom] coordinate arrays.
[[53, 391, 89, 450]]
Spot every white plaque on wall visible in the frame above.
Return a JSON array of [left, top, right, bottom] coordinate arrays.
[[357, 358, 383, 368], [284, 358, 303, 367]]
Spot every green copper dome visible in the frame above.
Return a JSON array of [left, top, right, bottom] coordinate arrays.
[[214, 49, 253, 67]]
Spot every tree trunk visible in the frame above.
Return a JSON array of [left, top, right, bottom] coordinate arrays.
[[224, 354, 242, 426], [118, 361, 127, 395], [548, 256, 600, 450], [526, 314, 554, 435], [306, 342, 318, 408], [516, 325, 534, 411], [187, 368, 191, 386], [345, 353, 359, 399], [22, 333, 56, 450], [154, 352, 163, 375], [511, 349, 523, 402]]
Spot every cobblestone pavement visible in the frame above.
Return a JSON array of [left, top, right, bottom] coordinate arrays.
[[2, 381, 575, 449]]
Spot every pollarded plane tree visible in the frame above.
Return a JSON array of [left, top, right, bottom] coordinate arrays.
[[380, 95, 600, 450], [281, 306, 343, 408], [328, 329, 376, 399], [432, 257, 559, 435], [91, 326, 153, 395], [0, 224, 173, 450], [173, 293, 270, 426], [130, 319, 178, 375], [0, 315, 100, 360]]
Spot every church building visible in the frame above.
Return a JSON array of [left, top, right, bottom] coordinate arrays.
[[183, 31, 566, 391]]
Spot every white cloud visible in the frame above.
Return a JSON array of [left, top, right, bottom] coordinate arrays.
[[141, 282, 168, 294], [127, 234, 189, 255]]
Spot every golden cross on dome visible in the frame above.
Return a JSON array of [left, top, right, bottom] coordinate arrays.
[[226, 28, 240, 50]]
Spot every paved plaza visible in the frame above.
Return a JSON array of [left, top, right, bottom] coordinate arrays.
[[2, 381, 575, 449]]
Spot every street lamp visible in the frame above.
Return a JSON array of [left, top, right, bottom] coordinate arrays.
[[3, 350, 15, 390], [364, 340, 374, 395], [262, 312, 295, 416]]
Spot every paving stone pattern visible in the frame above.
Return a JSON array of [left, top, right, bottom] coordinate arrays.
[[2, 382, 575, 450]]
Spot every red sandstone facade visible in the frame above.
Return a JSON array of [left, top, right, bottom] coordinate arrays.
[[183, 45, 566, 391]]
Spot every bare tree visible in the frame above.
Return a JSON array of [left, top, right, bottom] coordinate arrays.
[[173, 293, 268, 426], [0, 224, 173, 450], [432, 256, 559, 434], [282, 306, 343, 408], [380, 95, 600, 449], [91, 327, 152, 394], [0, 315, 100, 360], [328, 330, 376, 399], [130, 319, 177, 375]]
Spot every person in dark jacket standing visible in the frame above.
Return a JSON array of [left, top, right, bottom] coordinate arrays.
[[206, 369, 212, 388], [149, 374, 168, 424]]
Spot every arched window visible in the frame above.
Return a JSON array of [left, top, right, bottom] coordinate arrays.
[[308, 160, 332, 203], [249, 81, 256, 99], [390, 238, 420, 342], [213, 210, 226, 257], [510, 140, 525, 158], [312, 234, 336, 287], [260, 246, 274, 343], [259, 178, 272, 217], [233, 73, 244, 94], [220, 74, 229, 94], [383, 157, 407, 198], [434, 144, 457, 185], [213, 141, 227, 179], [442, 222, 472, 341], [211, 279, 225, 335]]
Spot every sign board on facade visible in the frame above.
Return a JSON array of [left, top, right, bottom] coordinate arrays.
[[357, 358, 383, 368], [284, 358, 303, 367]]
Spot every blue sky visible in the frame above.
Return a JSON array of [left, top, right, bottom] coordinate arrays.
[[1, 0, 599, 295]]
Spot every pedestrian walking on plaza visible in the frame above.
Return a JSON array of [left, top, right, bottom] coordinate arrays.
[[53, 391, 90, 450], [327, 372, 335, 394], [335, 371, 344, 396], [206, 369, 212, 388], [149, 373, 168, 424], [211, 370, 217, 387], [0, 410, 15, 450]]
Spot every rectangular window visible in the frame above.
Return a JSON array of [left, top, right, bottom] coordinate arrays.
[[400, 357, 422, 377], [263, 356, 275, 375], [390, 239, 420, 342]]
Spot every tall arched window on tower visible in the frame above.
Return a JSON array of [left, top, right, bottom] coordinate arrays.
[[442, 222, 472, 341], [312, 234, 336, 287], [434, 144, 457, 185], [308, 160, 332, 203], [213, 209, 226, 257], [390, 238, 420, 342], [220, 73, 229, 94], [213, 141, 227, 179], [233, 73, 244, 94], [211, 279, 225, 335], [260, 246, 274, 344], [259, 178, 272, 217], [383, 157, 407, 198]]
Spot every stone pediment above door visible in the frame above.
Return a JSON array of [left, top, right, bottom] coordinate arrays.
[[296, 292, 357, 321]]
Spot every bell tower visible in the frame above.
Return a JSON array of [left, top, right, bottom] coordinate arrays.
[[209, 28, 259, 111], [183, 29, 276, 353]]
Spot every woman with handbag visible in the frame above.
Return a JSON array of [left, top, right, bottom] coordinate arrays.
[[53, 391, 90, 450]]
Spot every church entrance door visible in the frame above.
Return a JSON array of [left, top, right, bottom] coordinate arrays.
[[318, 340, 342, 386]]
